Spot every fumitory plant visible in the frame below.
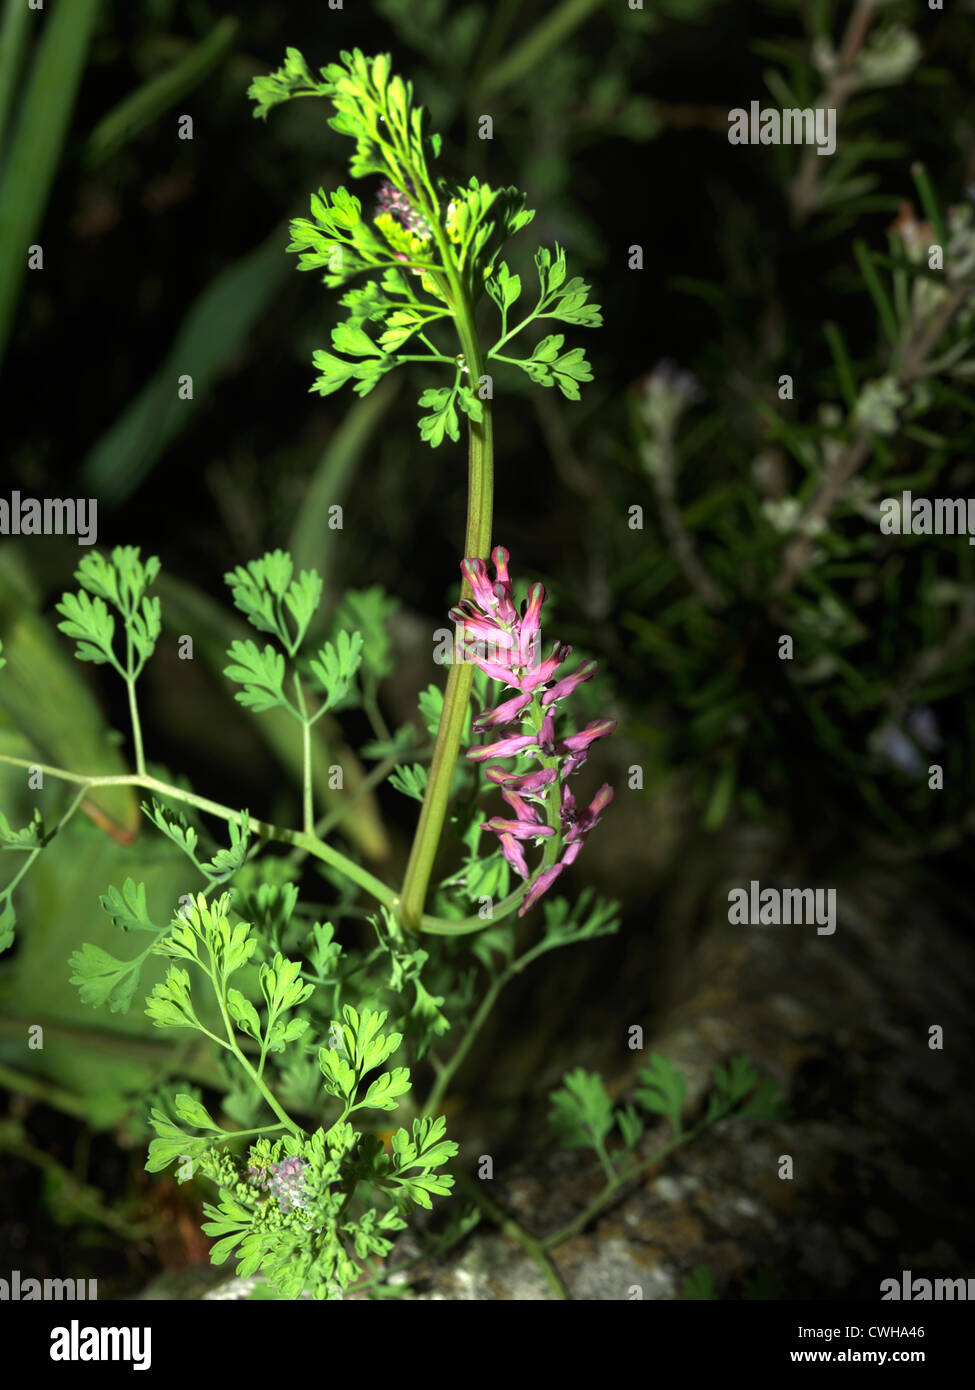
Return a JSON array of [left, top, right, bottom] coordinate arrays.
[[0, 50, 625, 1299]]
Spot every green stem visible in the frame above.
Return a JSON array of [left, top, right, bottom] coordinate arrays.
[[1, 783, 87, 900], [423, 972, 504, 1116], [0, 753, 517, 936], [212, 976, 302, 1136], [362, 679, 390, 743], [216, 1123, 288, 1140], [423, 910, 596, 1115], [592, 1135, 617, 1184], [396, 352, 456, 365], [305, 753, 401, 844], [399, 274, 494, 929], [293, 674, 313, 834], [125, 676, 146, 776], [540, 1125, 703, 1250], [455, 1173, 567, 1299]]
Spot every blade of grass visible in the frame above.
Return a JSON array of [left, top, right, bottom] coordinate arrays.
[[0, 0, 31, 154], [910, 160, 946, 249], [475, 0, 604, 99], [822, 320, 858, 411], [853, 238, 899, 345], [289, 376, 400, 603], [83, 15, 238, 169], [80, 225, 291, 505], [0, 0, 102, 368]]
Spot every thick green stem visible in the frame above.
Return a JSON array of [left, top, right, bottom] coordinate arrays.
[[398, 285, 494, 929]]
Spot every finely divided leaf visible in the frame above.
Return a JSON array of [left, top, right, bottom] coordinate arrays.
[[548, 1067, 614, 1151], [307, 629, 363, 712], [224, 640, 288, 713], [635, 1053, 687, 1137]]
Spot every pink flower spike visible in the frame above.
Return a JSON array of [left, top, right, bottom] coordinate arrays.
[[498, 832, 529, 879], [519, 862, 564, 916], [472, 691, 532, 731], [520, 642, 572, 692], [467, 733, 537, 762], [541, 659, 598, 709]]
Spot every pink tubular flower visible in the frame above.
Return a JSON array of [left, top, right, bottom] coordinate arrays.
[[472, 691, 532, 731], [519, 643, 573, 693], [498, 832, 529, 879], [468, 733, 538, 762], [541, 659, 597, 710], [485, 766, 558, 797], [482, 817, 554, 842], [519, 862, 566, 914], [561, 783, 614, 865], [450, 546, 616, 916]]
